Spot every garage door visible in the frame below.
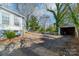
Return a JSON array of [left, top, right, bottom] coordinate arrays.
[[60, 27, 75, 35]]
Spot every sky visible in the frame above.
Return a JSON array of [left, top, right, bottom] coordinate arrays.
[[4, 3, 56, 27], [34, 3, 56, 27], [35, 4, 55, 20], [3, 3, 17, 11]]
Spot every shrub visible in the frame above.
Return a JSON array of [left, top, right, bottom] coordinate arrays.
[[27, 16, 40, 31], [46, 25, 56, 34], [4, 31, 16, 39], [38, 27, 45, 33]]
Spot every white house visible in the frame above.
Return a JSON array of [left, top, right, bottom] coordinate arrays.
[[0, 5, 25, 37]]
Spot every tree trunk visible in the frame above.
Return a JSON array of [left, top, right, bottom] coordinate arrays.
[[56, 22, 59, 35], [75, 27, 79, 39], [26, 16, 29, 31]]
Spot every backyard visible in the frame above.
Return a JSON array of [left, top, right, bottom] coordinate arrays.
[[0, 3, 79, 56], [0, 32, 78, 56]]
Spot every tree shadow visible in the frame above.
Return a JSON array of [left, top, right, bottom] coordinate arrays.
[[8, 47, 39, 56], [0, 34, 72, 56], [0, 46, 40, 56], [31, 34, 72, 55], [38, 35, 72, 49]]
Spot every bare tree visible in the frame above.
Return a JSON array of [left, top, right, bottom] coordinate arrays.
[[47, 3, 68, 35], [16, 3, 37, 30], [68, 4, 79, 39], [40, 15, 50, 32]]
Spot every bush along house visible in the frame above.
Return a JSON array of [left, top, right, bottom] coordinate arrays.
[[0, 5, 25, 38]]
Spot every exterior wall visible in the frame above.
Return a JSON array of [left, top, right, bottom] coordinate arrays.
[[0, 12, 2, 26], [0, 8, 23, 31], [58, 27, 60, 35]]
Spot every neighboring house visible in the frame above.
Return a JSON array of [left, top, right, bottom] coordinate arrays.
[[0, 5, 25, 37]]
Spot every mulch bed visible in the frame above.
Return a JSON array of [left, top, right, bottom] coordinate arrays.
[[0, 36, 27, 45]]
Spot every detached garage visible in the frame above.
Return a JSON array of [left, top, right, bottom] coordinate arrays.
[[60, 27, 75, 35]]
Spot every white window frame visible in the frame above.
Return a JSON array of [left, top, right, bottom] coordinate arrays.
[[14, 16, 20, 26], [2, 12, 9, 26]]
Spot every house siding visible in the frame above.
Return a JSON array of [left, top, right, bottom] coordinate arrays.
[[0, 8, 23, 31]]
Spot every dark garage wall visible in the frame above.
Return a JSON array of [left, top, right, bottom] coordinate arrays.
[[60, 27, 75, 35]]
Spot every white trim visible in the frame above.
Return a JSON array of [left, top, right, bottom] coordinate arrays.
[[0, 6, 25, 18]]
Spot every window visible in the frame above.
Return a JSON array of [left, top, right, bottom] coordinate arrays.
[[2, 13, 9, 25], [14, 16, 20, 26]]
